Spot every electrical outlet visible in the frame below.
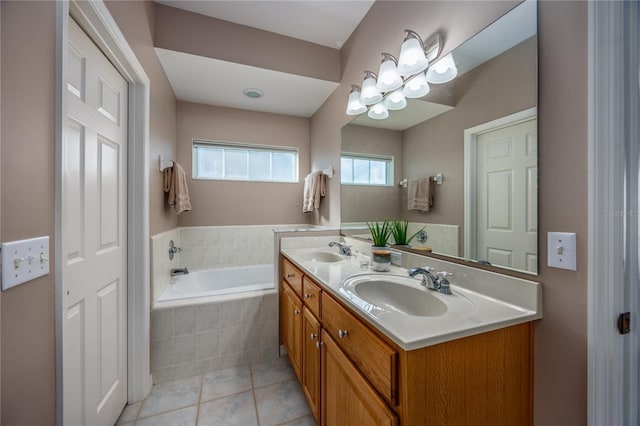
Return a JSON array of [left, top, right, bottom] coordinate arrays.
[[1, 236, 50, 291], [547, 232, 576, 271]]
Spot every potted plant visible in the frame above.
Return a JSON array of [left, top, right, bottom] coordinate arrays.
[[391, 219, 425, 247], [366, 220, 392, 248], [366, 220, 393, 271]]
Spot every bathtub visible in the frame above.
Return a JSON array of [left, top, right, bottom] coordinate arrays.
[[157, 264, 275, 304], [151, 263, 278, 383]]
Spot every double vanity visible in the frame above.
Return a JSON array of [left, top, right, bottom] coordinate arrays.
[[279, 236, 541, 425]]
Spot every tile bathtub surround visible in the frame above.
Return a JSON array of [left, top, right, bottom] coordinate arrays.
[[151, 228, 181, 305], [151, 293, 279, 383], [117, 358, 315, 426], [179, 225, 277, 271]]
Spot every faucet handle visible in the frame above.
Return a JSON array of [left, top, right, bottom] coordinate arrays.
[[436, 271, 452, 294]]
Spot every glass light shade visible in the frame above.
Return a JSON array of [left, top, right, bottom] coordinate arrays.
[[376, 54, 403, 92], [360, 72, 383, 105], [367, 101, 389, 120], [397, 31, 429, 77], [426, 53, 458, 84], [346, 86, 367, 115], [383, 88, 407, 110], [403, 72, 431, 98]]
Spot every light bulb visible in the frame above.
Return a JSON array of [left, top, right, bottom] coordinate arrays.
[[397, 30, 429, 77], [426, 53, 458, 84], [360, 71, 383, 105], [403, 72, 430, 98], [346, 85, 367, 115], [376, 53, 403, 92], [368, 101, 389, 120], [383, 88, 407, 111]]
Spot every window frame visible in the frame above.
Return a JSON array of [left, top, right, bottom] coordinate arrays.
[[340, 151, 394, 187], [192, 139, 300, 183]]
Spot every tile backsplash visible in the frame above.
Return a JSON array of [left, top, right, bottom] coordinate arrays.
[[151, 228, 181, 306]]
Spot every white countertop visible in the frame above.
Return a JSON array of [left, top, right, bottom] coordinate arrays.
[[281, 244, 542, 351]]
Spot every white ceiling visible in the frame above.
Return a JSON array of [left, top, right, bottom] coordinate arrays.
[[155, 0, 374, 49], [156, 48, 339, 117], [154, 0, 373, 117]]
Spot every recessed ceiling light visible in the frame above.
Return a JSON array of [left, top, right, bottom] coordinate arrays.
[[243, 88, 263, 99]]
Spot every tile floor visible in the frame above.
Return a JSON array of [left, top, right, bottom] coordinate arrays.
[[116, 356, 316, 426]]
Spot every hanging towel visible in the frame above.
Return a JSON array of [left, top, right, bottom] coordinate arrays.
[[408, 177, 435, 211], [302, 171, 326, 213], [163, 162, 192, 214]]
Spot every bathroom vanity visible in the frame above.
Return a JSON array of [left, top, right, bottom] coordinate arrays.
[[279, 239, 541, 426]]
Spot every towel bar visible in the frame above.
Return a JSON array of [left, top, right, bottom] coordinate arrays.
[[399, 173, 443, 188], [159, 155, 173, 172]]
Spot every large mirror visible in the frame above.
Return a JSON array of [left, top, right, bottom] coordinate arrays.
[[340, 1, 538, 274]]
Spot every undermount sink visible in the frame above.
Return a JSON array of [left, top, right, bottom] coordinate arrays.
[[342, 274, 448, 317], [298, 251, 344, 263]]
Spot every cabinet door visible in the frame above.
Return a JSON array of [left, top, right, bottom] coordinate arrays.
[[321, 330, 398, 426], [281, 282, 303, 381], [302, 308, 321, 422]]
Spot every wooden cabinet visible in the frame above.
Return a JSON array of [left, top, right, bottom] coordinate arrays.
[[279, 254, 534, 426], [302, 307, 321, 421], [280, 281, 303, 381], [282, 257, 303, 296], [321, 330, 398, 426], [322, 292, 398, 404]]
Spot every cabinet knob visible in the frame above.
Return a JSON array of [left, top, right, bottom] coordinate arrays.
[[310, 333, 318, 340], [338, 329, 349, 339], [316, 341, 324, 349], [286, 273, 295, 278], [304, 293, 312, 299], [294, 309, 301, 315]]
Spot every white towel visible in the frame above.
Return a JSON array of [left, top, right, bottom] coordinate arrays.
[[163, 162, 192, 214], [408, 177, 435, 211], [302, 171, 326, 213]]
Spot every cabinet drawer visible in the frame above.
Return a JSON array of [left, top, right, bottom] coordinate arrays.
[[302, 277, 321, 319], [321, 293, 398, 404], [282, 257, 303, 297]]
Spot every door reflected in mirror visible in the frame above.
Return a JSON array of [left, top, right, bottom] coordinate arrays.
[[340, 1, 538, 274]]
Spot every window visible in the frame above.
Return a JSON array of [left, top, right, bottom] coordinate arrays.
[[340, 152, 393, 186], [193, 140, 299, 183]]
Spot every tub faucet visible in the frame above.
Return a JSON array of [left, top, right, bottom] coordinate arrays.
[[408, 267, 452, 294], [170, 267, 189, 276], [329, 241, 352, 257]]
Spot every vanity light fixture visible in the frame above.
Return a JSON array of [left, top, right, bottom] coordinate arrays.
[[346, 85, 368, 115], [426, 53, 458, 84], [345, 30, 455, 120], [376, 53, 403, 92], [368, 101, 389, 120], [360, 71, 383, 105], [384, 88, 407, 110]]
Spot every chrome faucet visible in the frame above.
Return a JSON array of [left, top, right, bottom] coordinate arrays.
[[408, 267, 452, 294], [170, 267, 189, 276], [329, 241, 352, 257]]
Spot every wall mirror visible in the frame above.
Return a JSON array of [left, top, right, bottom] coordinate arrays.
[[340, 0, 538, 274]]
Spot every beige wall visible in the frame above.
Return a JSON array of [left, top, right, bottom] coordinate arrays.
[[154, 4, 340, 83], [0, 1, 177, 423], [1, 3, 56, 424], [105, 0, 178, 236], [340, 124, 402, 223], [176, 101, 311, 227], [311, 1, 588, 424], [402, 37, 537, 251]]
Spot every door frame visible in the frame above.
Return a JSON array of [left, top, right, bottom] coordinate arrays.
[[54, 1, 152, 423], [588, 0, 639, 424], [463, 107, 537, 262]]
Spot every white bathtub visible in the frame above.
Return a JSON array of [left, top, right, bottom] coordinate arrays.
[[157, 264, 275, 305]]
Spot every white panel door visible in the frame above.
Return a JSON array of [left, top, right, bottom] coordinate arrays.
[[476, 118, 537, 272], [63, 18, 128, 426]]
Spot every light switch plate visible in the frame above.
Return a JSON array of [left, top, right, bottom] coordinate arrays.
[[547, 232, 577, 271], [1, 236, 50, 291]]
